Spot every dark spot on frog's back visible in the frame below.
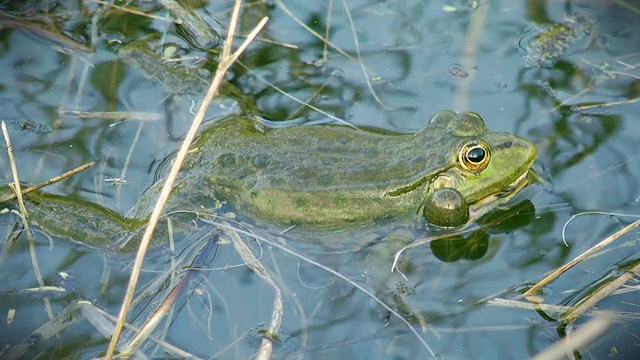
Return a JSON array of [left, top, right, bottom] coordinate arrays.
[[317, 173, 335, 186], [494, 140, 513, 150], [363, 147, 380, 158], [217, 153, 236, 167], [252, 153, 271, 168], [333, 194, 347, 207], [293, 196, 310, 209], [336, 135, 351, 144]]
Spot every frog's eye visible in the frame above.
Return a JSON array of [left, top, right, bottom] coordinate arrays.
[[458, 140, 491, 172]]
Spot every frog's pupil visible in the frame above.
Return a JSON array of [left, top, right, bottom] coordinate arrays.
[[467, 147, 485, 163]]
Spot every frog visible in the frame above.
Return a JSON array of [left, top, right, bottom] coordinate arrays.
[[2, 111, 537, 251], [522, 13, 596, 67]]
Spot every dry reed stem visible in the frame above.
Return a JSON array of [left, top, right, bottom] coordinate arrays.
[[560, 260, 640, 324], [488, 298, 639, 322], [523, 218, 640, 298], [121, 235, 219, 355], [199, 215, 310, 356], [18, 286, 66, 293], [2, 121, 56, 321], [266, 247, 309, 354], [488, 298, 583, 314], [211, 220, 437, 356], [0, 303, 85, 359], [1, 121, 28, 222], [0, 11, 93, 53], [529, 316, 612, 360], [227, 226, 282, 360], [121, 273, 188, 355], [0, 162, 94, 203], [93, 0, 173, 22], [28, 230, 55, 321], [57, 109, 163, 122], [576, 96, 640, 110], [104, 2, 268, 357], [235, 34, 297, 49], [323, 0, 333, 62], [77, 301, 200, 358]]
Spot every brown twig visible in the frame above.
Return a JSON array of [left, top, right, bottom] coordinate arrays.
[[104, 1, 268, 357], [323, 0, 333, 63], [207, 217, 437, 355], [2, 121, 58, 323], [92, 0, 173, 23], [0, 162, 95, 203], [121, 236, 219, 355], [0, 11, 93, 53], [1, 121, 28, 222], [561, 261, 640, 324], [530, 316, 612, 360], [227, 225, 282, 360], [56, 109, 162, 122], [523, 218, 640, 298]]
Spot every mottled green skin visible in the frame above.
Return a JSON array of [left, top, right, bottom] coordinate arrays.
[[4, 112, 536, 251], [78, 32, 535, 231], [135, 111, 536, 228], [523, 14, 594, 66]]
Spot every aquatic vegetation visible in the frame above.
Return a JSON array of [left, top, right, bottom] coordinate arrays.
[[522, 14, 595, 67]]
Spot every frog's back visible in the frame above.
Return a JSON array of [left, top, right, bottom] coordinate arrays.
[[174, 117, 457, 225], [190, 117, 455, 192]]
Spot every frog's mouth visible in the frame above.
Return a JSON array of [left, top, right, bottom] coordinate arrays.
[[468, 168, 537, 221]]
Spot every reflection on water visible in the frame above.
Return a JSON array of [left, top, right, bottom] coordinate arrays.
[[1, 0, 640, 358]]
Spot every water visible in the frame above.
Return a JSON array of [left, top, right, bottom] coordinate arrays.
[[1, 0, 640, 358]]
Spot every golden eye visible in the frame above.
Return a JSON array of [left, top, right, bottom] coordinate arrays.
[[458, 140, 491, 172]]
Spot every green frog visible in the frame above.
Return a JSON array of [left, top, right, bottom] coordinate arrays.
[[522, 14, 595, 67], [3, 111, 536, 251]]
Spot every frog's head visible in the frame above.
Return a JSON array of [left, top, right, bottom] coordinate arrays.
[[422, 111, 537, 227]]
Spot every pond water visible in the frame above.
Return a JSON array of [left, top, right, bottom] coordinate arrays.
[[1, 0, 640, 359]]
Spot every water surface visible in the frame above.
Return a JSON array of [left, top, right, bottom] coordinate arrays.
[[1, 0, 640, 358]]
